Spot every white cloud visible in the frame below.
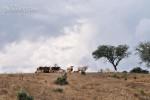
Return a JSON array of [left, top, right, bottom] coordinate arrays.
[[0, 0, 150, 73], [0, 19, 97, 73], [134, 18, 150, 43], [136, 19, 150, 36]]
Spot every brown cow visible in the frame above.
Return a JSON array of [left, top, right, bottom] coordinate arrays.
[[35, 66, 50, 73], [50, 67, 61, 72]]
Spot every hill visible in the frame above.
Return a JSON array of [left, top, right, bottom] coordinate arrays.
[[0, 73, 150, 100]]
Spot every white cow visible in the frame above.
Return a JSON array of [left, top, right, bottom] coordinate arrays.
[[67, 66, 74, 73], [104, 68, 114, 73], [77, 66, 88, 73], [58, 69, 66, 73]]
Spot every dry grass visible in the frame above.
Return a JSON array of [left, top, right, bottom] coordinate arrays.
[[0, 73, 150, 100]]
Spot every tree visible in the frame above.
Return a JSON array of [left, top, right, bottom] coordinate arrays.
[[136, 42, 150, 67], [130, 67, 149, 74], [92, 45, 130, 71]]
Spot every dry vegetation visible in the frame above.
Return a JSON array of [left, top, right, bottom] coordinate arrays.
[[0, 73, 150, 100]]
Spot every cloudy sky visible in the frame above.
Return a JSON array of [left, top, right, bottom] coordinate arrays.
[[0, 0, 150, 73]]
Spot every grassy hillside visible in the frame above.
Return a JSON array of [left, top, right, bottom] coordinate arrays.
[[0, 73, 150, 100]]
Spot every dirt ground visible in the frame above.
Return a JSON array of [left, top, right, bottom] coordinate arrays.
[[0, 72, 150, 100]]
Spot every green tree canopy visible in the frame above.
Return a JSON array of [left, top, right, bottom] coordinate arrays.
[[136, 42, 150, 67], [92, 45, 130, 71]]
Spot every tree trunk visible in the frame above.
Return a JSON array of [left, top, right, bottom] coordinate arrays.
[[110, 61, 118, 71], [113, 65, 117, 71]]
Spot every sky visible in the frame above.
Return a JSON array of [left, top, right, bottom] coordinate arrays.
[[0, 0, 150, 73]]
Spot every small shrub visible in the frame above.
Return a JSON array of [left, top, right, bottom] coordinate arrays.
[[17, 89, 34, 100], [124, 77, 127, 81], [112, 74, 120, 79], [7, 74, 15, 77], [81, 71, 86, 75], [45, 80, 47, 83], [55, 73, 68, 85], [0, 89, 8, 95], [122, 73, 128, 80], [53, 88, 63, 93], [130, 67, 149, 74], [140, 89, 146, 95], [134, 93, 138, 97], [134, 76, 137, 80], [122, 71, 128, 73]]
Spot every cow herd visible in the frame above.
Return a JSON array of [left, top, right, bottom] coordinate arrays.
[[35, 65, 88, 74]]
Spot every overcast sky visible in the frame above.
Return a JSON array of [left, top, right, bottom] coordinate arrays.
[[0, 0, 150, 73]]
